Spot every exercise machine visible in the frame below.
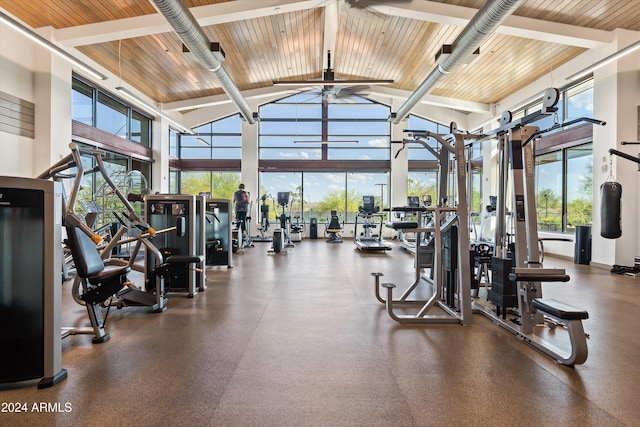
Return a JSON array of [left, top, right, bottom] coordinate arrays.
[[269, 192, 294, 253], [38, 143, 187, 343], [204, 198, 233, 267], [253, 194, 272, 242], [0, 176, 67, 388], [290, 214, 305, 242], [325, 210, 344, 243], [232, 196, 253, 253], [144, 194, 206, 297], [470, 88, 605, 365], [395, 195, 434, 255], [375, 129, 473, 325], [354, 196, 392, 251]]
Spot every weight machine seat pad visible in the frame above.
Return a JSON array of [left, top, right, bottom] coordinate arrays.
[[385, 221, 418, 230], [327, 229, 342, 233], [508, 273, 570, 282], [532, 298, 589, 320], [87, 266, 130, 285], [165, 255, 205, 264]]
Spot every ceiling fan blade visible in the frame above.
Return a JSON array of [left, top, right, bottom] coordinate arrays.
[[344, 0, 413, 9]]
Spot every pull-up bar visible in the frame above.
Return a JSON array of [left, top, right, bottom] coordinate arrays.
[[609, 148, 640, 166], [522, 117, 606, 146]]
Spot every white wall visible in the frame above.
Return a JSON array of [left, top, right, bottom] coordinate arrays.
[[0, 24, 37, 177]]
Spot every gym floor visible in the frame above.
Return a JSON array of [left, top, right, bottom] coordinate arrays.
[[1, 238, 638, 426]]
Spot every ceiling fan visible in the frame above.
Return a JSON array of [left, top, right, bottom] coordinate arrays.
[[272, 50, 394, 102]]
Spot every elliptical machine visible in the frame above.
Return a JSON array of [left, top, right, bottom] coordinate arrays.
[[270, 192, 294, 253], [253, 194, 272, 242]]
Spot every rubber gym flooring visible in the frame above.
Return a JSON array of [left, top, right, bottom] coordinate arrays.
[[1, 237, 638, 426]]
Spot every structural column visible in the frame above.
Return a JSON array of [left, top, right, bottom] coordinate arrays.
[[592, 29, 640, 266]]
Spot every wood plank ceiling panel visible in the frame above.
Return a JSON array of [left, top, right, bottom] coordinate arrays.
[[2, 0, 638, 109], [431, 33, 585, 104], [427, 0, 640, 31], [0, 0, 230, 28]]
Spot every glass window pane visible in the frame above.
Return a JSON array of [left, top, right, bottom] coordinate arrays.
[[212, 148, 241, 158], [131, 110, 151, 146], [535, 151, 563, 232], [181, 147, 213, 159], [180, 171, 241, 198], [328, 120, 389, 135], [170, 130, 178, 157], [565, 143, 593, 233], [259, 172, 303, 223], [96, 93, 127, 138], [408, 171, 438, 205], [302, 172, 346, 224], [407, 115, 446, 161], [211, 115, 241, 132], [179, 115, 241, 159], [566, 79, 593, 121], [328, 148, 389, 161], [181, 172, 212, 195], [259, 148, 321, 160], [260, 120, 322, 135], [347, 172, 389, 223], [72, 79, 93, 125]]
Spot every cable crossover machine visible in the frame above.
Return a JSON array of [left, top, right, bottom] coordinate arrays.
[[373, 88, 606, 366]]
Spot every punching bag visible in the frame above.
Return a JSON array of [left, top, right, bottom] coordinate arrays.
[[600, 181, 622, 239]]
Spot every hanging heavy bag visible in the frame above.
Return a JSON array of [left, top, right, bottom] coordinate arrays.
[[600, 181, 622, 238]]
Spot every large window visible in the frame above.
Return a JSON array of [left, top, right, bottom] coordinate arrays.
[[406, 115, 450, 161], [535, 143, 592, 233], [260, 93, 322, 160], [514, 78, 593, 132], [303, 172, 347, 223], [180, 115, 242, 159], [72, 77, 152, 147], [258, 91, 390, 161], [180, 171, 241, 198], [327, 101, 390, 160], [258, 171, 389, 224]]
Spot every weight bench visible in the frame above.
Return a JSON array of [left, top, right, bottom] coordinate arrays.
[[385, 220, 418, 230], [531, 298, 589, 365], [508, 269, 589, 365]]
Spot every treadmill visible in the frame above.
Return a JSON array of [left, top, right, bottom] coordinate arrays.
[[354, 196, 392, 251]]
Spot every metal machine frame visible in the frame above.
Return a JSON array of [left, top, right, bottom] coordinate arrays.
[[471, 88, 604, 365], [0, 176, 67, 388], [144, 194, 206, 297], [376, 131, 473, 325]]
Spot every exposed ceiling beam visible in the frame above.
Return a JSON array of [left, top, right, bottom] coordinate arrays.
[[322, 0, 338, 70], [56, 0, 320, 47], [164, 84, 490, 114], [371, 2, 612, 49]]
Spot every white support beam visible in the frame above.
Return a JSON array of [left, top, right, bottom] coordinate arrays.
[[322, 0, 338, 70], [371, 2, 612, 49], [56, 0, 321, 46]]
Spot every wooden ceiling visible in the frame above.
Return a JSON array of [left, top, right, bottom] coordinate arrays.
[[1, 0, 638, 112]]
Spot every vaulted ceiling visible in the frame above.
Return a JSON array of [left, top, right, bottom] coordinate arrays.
[[1, 0, 637, 116]]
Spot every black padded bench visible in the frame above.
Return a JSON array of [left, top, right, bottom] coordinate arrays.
[[532, 298, 589, 320], [385, 221, 418, 230], [531, 297, 590, 365]]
